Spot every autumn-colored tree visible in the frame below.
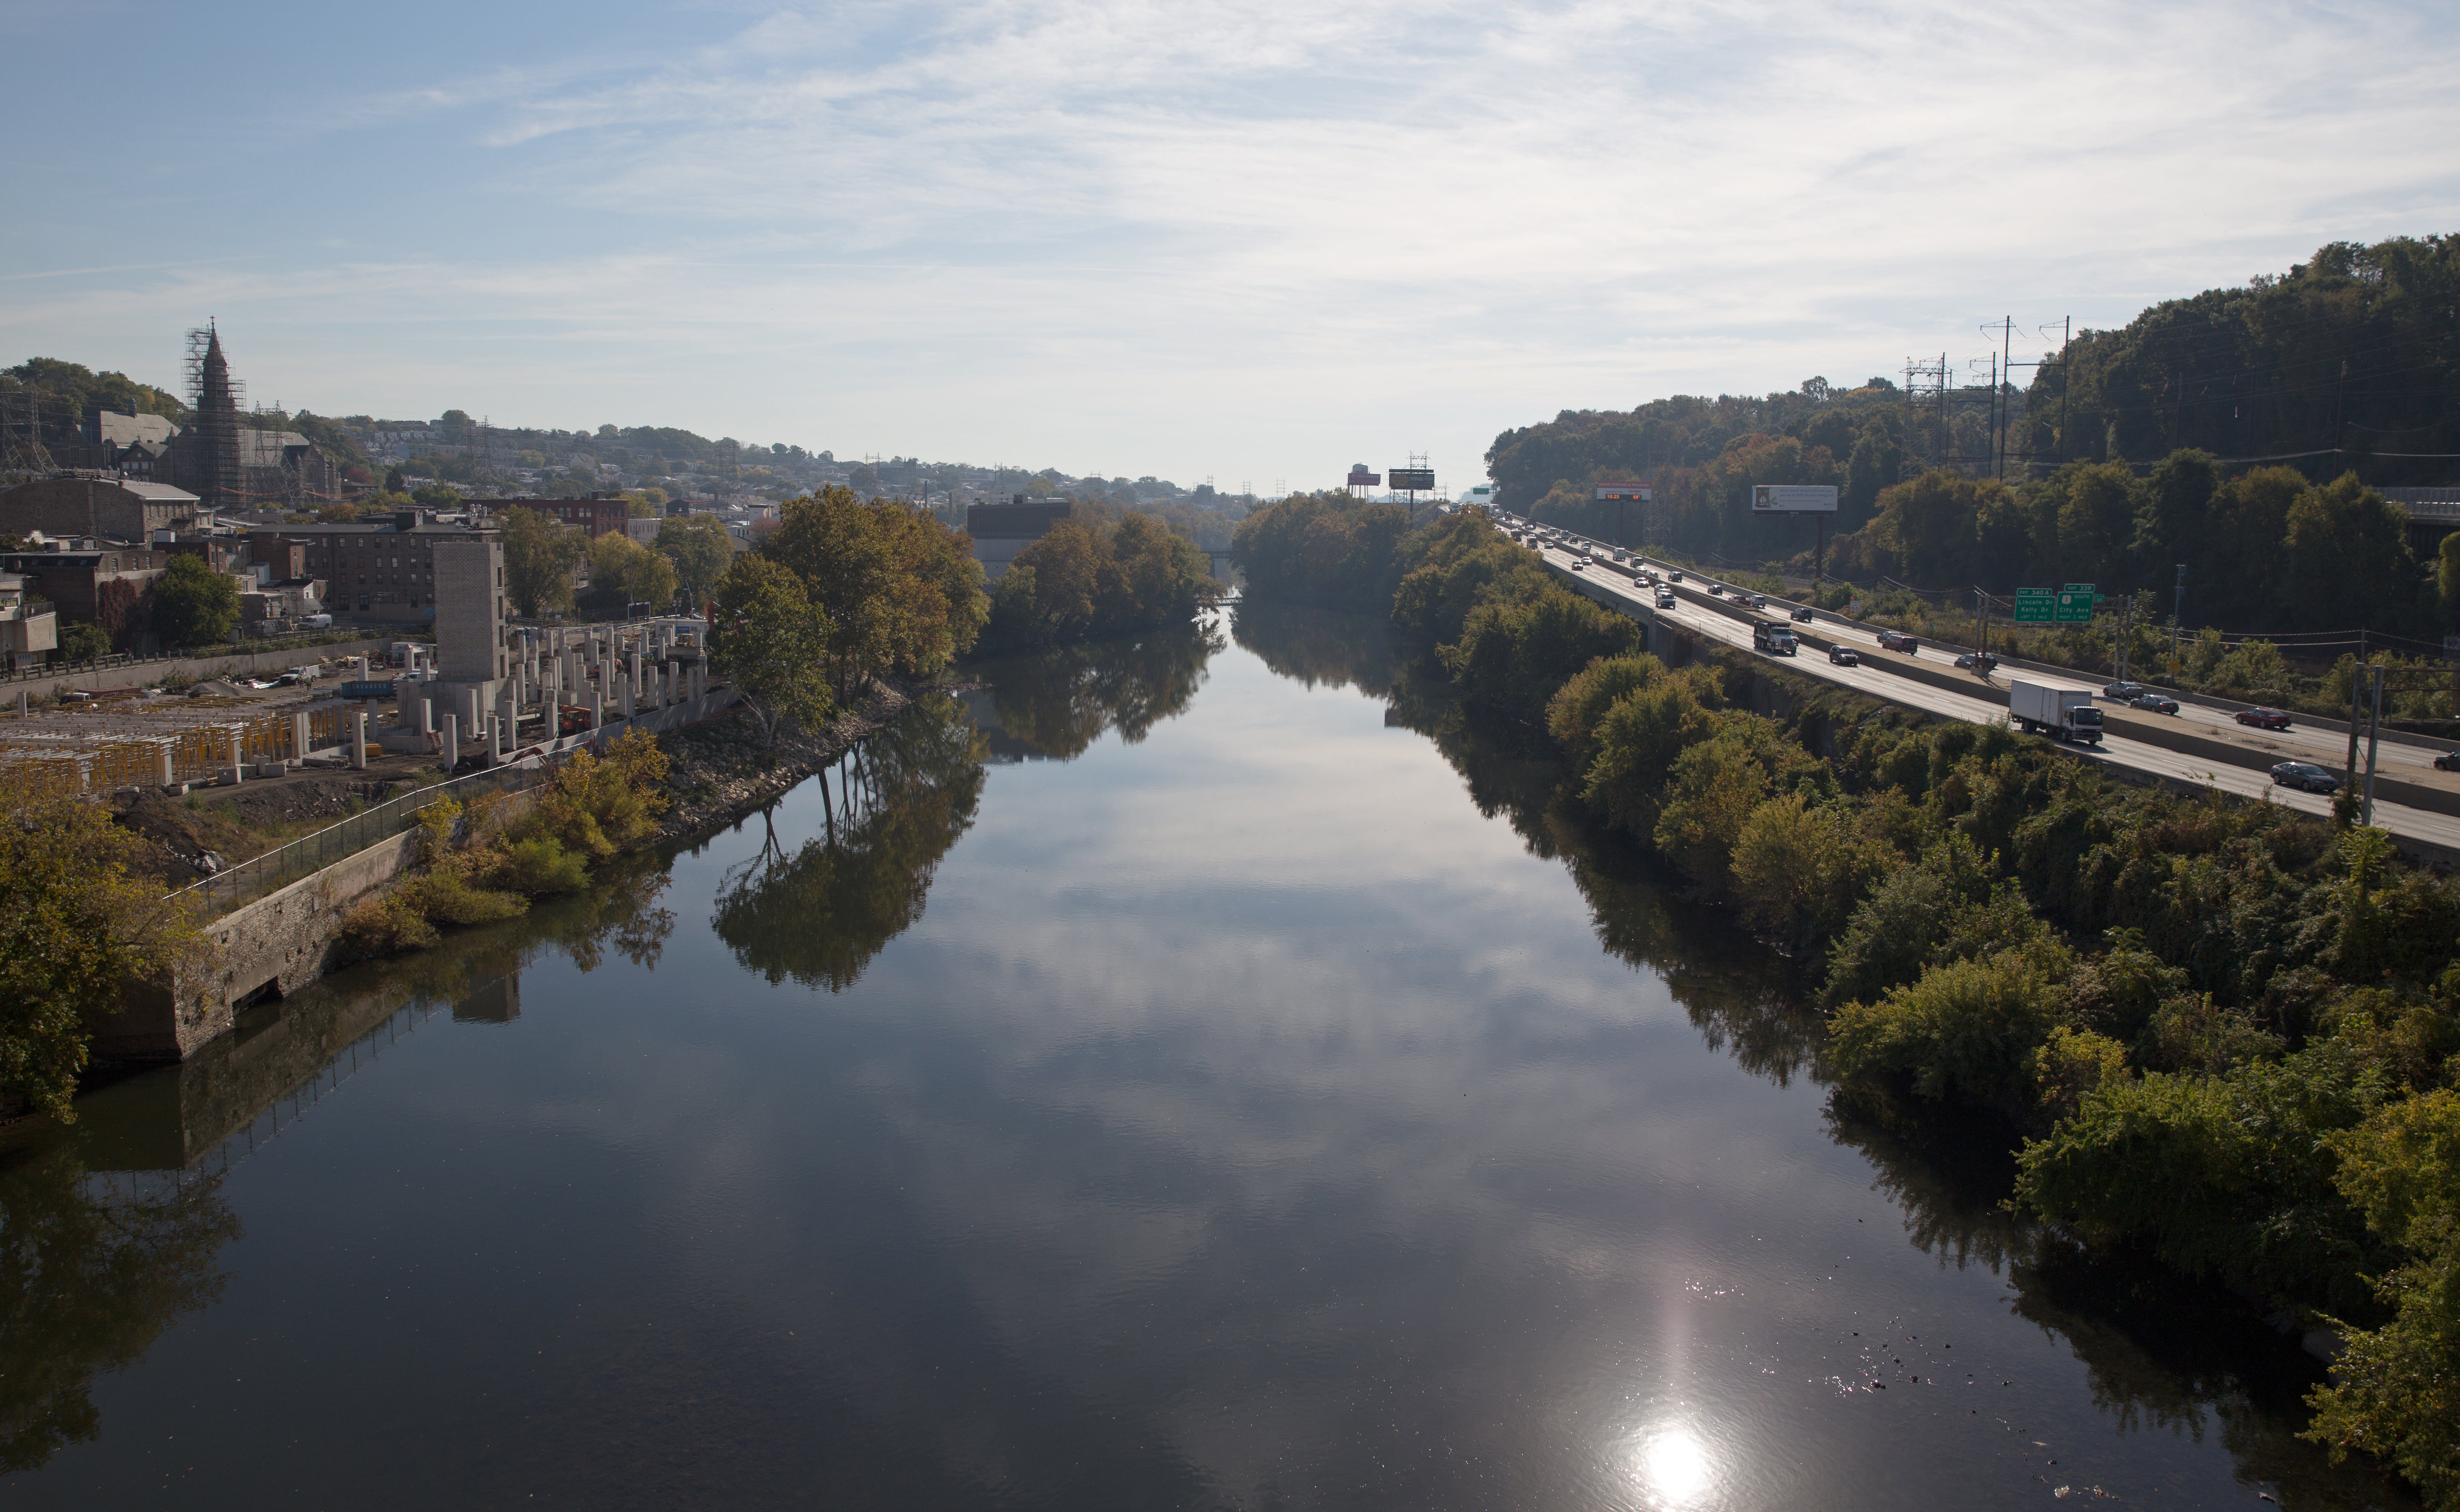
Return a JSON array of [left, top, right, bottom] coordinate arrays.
[[0, 779, 215, 1120], [711, 554, 835, 759], [499, 504, 583, 618]]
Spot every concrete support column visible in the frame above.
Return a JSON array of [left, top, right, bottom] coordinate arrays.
[[418, 697, 433, 736], [588, 689, 604, 730], [157, 745, 174, 787], [620, 676, 635, 722], [228, 731, 245, 785], [488, 713, 503, 764], [292, 712, 311, 762], [442, 713, 459, 769], [352, 711, 368, 769], [628, 651, 643, 700]]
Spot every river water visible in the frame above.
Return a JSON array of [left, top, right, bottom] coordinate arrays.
[[0, 607, 2418, 1510]]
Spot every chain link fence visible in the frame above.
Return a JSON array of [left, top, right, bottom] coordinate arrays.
[[168, 761, 553, 918]]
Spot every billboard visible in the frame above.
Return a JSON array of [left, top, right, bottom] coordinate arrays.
[[1595, 480, 1652, 501], [1346, 466, 1381, 487], [1750, 484, 1839, 513], [1388, 467, 1436, 491]]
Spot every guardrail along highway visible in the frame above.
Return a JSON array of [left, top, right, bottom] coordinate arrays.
[[1491, 517, 2460, 862]]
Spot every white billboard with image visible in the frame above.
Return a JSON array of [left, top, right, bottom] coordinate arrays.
[[1751, 484, 1838, 513]]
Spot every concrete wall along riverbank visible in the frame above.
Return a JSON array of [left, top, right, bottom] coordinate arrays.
[[97, 688, 744, 1065]]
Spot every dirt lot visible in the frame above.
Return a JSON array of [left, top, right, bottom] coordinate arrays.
[[110, 758, 445, 888]]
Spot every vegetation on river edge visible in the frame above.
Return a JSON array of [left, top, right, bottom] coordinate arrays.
[[1235, 494, 2460, 1508], [339, 730, 673, 957], [0, 778, 216, 1121]]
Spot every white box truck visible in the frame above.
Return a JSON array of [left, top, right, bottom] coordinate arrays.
[[2010, 680, 2104, 743]]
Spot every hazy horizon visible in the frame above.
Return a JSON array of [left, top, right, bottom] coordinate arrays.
[[7, 0, 2457, 492]]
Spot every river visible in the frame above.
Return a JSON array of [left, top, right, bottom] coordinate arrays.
[[0, 606, 2419, 1510]]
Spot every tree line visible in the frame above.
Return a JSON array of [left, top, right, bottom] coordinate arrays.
[[978, 513, 1215, 655], [1239, 498, 2460, 1508], [1490, 234, 2460, 637]]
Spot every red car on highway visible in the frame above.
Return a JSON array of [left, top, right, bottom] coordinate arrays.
[[1875, 630, 1918, 653], [2235, 707, 2292, 730]]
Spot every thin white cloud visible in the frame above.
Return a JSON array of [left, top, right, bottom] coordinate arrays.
[[11, 0, 2459, 481]]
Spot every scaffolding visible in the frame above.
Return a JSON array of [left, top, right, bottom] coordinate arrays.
[[0, 387, 55, 478], [185, 323, 244, 508], [0, 698, 353, 795]]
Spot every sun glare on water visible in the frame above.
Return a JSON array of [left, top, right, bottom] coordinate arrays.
[[1640, 1425, 1715, 1506]]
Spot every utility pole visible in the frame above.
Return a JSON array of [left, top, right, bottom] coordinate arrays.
[[2333, 359, 2349, 464], [2344, 670, 2364, 823], [2057, 316, 2071, 467], [1997, 316, 2012, 480], [1975, 587, 1990, 675], [2170, 565, 2186, 683], [2364, 665, 2386, 827]]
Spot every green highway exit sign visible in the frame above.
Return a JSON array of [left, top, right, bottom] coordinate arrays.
[[2014, 586, 2096, 625]]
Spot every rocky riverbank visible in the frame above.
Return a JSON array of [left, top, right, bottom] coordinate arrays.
[[653, 679, 930, 844]]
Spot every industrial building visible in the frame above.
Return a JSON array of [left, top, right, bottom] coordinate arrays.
[[965, 497, 1074, 582]]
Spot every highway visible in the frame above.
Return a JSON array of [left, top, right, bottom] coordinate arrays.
[[1491, 517, 2460, 860]]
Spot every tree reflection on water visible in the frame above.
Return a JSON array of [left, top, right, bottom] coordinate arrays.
[[0, 1148, 239, 1473], [712, 693, 990, 993], [1230, 599, 1393, 697], [973, 620, 1224, 760], [1308, 604, 2421, 1512]]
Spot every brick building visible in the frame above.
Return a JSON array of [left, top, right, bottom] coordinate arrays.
[[0, 544, 176, 651], [0, 477, 204, 542], [493, 494, 630, 538], [247, 517, 492, 622]]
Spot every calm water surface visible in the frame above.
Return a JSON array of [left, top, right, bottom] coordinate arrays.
[[0, 608, 2416, 1509]]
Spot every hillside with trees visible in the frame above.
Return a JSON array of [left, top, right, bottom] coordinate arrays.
[[1490, 235, 2460, 639]]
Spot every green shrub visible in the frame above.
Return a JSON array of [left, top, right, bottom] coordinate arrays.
[[2033, 1026, 2131, 1125], [1830, 947, 2073, 1114], [490, 836, 590, 897], [2016, 1042, 2388, 1308], [1579, 670, 1721, 835], [1544, 654, 1664, 765], [1441, 587, 1639, 728], [339, 895, 440, 958]]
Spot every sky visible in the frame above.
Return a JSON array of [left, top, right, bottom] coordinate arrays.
[[5, 0, 2459, 495]]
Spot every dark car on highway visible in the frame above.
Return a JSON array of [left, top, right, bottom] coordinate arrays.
[[1875, 629, 1917, 652], [2271, 761, 2340, 794], [1954, 652, 1998, 672], [2235, 707, 2293, 729], [1828, 645, 1860, 666], [2130, 691, 2182, 715], [1790, 606, 1815, 622], [2103, 680, 2144, 701], [2435, 750, 2460, 773]]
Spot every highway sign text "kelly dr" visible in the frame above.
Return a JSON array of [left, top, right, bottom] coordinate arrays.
[[2013, 589, 2056, 625]]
